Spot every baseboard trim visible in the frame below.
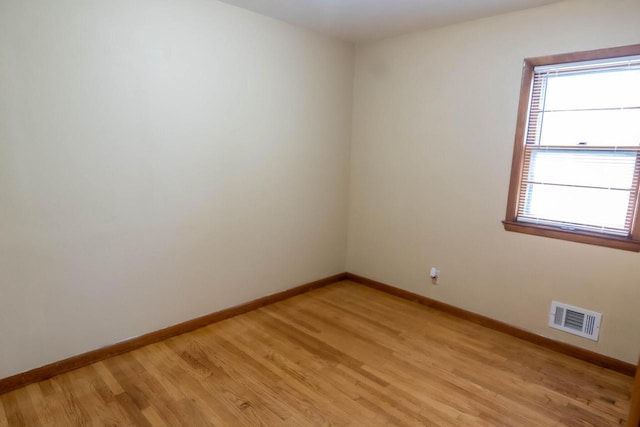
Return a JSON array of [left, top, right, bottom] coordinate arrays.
[[0, 273, 347, 395], [345, 273, 636, 377], [2, 271, 634, 395]]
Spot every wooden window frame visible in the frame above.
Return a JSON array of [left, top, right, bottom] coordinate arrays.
[[503, 44, 640, 252]]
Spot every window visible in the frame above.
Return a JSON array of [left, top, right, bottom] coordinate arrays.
[[504, 44, 640, 251]]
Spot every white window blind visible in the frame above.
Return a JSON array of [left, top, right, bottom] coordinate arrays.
[[516, 56, 640, 236]]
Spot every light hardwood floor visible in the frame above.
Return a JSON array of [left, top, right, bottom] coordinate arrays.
[[0, 281, 633, 426]]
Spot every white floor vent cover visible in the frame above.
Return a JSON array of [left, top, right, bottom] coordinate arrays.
[[549, 301, 602, 341]]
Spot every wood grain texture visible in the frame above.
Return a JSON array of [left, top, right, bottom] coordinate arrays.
[[0, 281, 634, 426], [503, 57, 533, 223], [630, 356, 640, 427], [0, 273, 347, 396], [347, 272, 637, 377], [526, 43, 640, 67], [502, 220, 640, 252]]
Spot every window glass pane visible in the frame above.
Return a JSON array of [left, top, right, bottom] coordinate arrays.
[[544, 69, 640, 111], [523, 184, 630, 230], [538, 109, 640, 146], [529, 149, 637, 189]]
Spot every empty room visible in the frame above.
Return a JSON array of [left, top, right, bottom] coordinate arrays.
[[1, 0, 640, 425]]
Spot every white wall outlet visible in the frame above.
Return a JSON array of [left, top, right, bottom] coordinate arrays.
[[430, 267, 440, 284]]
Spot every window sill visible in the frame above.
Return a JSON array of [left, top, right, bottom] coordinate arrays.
[[502, 220, 640, 252]]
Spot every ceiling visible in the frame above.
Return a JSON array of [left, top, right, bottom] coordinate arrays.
[[217, 0, 562, 43]]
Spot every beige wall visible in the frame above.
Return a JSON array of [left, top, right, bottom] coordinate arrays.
[[347, 0, 640, 364], [0, 0, 353, 378]]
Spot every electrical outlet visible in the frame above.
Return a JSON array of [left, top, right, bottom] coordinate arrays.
[[430, 267, 439, 285]]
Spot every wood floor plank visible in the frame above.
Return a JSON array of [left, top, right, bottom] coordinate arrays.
[[141, 405, 168, 427], [0, 392, 26, 426], [0, 281, 634, 425], [0, 396, 7, 427], [239, 306, 456, 425], [196, 328, 358, 426], [215, 322, 380, 425], [34, 380, 72, 426], [48, 374, 91, 426], [12, 387, 42, 427], [23, 384, 59, 427], [92, 361, 124, 397]]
